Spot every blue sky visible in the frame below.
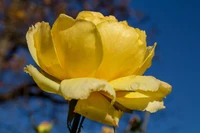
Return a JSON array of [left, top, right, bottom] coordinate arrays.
[[131, 0, 200, 132]]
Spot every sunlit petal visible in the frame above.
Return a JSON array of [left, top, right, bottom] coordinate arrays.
[[60, 78, 115, 104], [26, 22, 67, 80], [110, 75, 171, 95], [145, 101, 165, 113], [110, 75, 159, 91], [115, 91, 165, 113], [95, 22, 146, 81], [109, 75, 171, 112], [51, 14, 75, 69], [135, 43, 156, 75], [24, 65, 59, 94], [52, 17, 103, 78], [76, 11, 117, 25]]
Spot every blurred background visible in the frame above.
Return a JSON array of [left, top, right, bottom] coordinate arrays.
[[0, 0, 199, 133]]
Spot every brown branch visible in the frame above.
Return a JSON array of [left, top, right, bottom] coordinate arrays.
[[0, 83, 35, 102], [0, 83, 66, 104]]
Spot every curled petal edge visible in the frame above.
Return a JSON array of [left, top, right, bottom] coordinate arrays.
[[24, 65, 60, 94], [24, 65, 116, 105], [135, 43, 157, 75], [60, 78, 116, 105]]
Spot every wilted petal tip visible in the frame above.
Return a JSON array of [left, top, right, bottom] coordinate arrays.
[[24, 64, 34, 75], [145, 101, 165, 113]]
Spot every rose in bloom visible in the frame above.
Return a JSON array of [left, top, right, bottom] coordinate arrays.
[[24, 11, 171, 127]]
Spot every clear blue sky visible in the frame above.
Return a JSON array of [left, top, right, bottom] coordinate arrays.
[[131, 0, 200, 132]]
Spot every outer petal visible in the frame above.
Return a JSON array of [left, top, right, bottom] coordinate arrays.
[[74, 92, 123, 126], [51, 14, 75, 32], [76, 11, 117, 25], [51, 14, 75, 70], [109, 75, 171, 96], [115, 92, 165, 113], [135, 43, 156, 75], [95, 22, 146, 81], [24, 65, 60, 94], [26, 22, 67, 80], [52, 16, 103, 78], [135, 28, 147, 47], [60, 78, 115, 104], [109, 75, 172, 112], [76, 11, 104, 19]]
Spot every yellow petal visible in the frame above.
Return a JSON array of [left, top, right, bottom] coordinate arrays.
[[110, 75, 159, 91], [52, 17, 103, 78], [120, 21, 128, 26], [74, 92, 123, 126], [109, 75, 172, 112], [135, 28, 147, 47], [52, 14, 75, 32], [110, 75, 171, 96], [135, 43, 156, 75], [51, 14, 75, 69], [60, 78, 115, 104], [76, 11, 117, 25], [26, 25, 39, 65], [95, 22, 146, 81], [24, 65, 60, 94], [142, 80, 172, 98], [76, 11, 104, 19], [145, 101, 165, 113], [26, 22, 67, 80], [115, 91, 165, 113]]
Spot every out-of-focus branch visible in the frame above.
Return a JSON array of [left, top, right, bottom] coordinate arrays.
[[141, 112, 150, 133], [0, 83, 66, 104], [0, 83, 35, 102]]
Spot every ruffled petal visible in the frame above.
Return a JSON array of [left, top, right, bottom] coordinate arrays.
[[76, 11, 117, 25], [74, 92, 123, 126], [26, 25, 39, 65], [95, 22, 146, 81], [52, 17, 103, 78], [135, 43, 156, 75], [60, 78, 116, 104], [26, 22, 67, 80], [109, 75, 171, 112], [24, 65, 60, 94]]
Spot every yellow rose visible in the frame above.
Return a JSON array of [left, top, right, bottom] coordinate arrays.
[[24, 11, 172, 127]]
